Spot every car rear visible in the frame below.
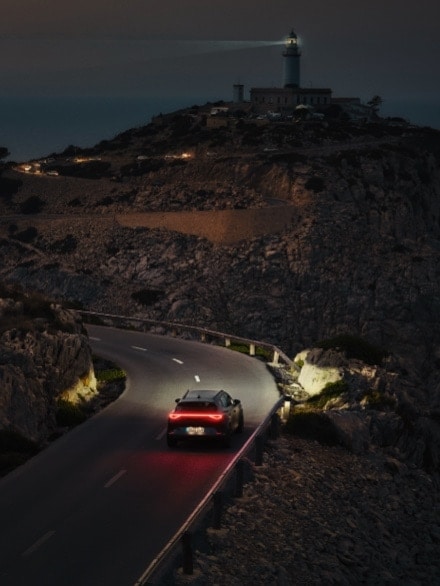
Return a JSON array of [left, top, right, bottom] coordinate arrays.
[[167, 399, 229, 446]]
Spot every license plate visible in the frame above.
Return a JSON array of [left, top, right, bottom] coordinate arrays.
[[187, 426, 205, 435]]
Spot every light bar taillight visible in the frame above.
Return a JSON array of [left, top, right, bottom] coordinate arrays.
[[169, 412, 224, 422]]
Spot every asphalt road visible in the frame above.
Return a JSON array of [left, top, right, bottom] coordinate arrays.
[[0, 325, 280, 586]]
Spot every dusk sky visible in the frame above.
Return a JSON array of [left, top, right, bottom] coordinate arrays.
[[1, 1, 439, 113]]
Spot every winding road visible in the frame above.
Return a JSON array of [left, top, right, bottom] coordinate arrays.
[[0, 325, 279, 585]]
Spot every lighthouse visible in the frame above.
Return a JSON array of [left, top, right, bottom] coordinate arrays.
[[250, 29, 333, 113], [283, 30, 301, 88]]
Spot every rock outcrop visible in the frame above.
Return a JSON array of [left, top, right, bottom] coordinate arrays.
[[0, 288, 95, 442], [281, 346, 440, 473]]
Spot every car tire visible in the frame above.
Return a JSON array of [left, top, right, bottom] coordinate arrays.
[[167, 436, 177, 448]]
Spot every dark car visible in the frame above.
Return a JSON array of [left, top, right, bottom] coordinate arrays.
[[167, 389, 244, 447]]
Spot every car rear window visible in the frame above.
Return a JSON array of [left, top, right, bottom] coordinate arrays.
[[176, 401, 217, 412]]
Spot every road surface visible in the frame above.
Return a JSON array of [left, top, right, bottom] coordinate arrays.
[[0, 325, 279, 585]]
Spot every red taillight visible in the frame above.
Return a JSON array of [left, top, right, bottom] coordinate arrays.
[[169, 412, 224, 422]]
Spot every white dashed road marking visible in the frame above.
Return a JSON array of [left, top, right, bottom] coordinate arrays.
[[131, 346, 148, 352], [172, 358, 183, 365], [104, 469, 127, 488], [22, 531, 56, 557]]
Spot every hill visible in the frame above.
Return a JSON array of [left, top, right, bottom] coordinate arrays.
[[1, 102, 440, 582], [0, 102, 439, 436]]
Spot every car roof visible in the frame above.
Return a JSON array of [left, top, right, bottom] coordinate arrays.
[[182, 389, 222, 401]]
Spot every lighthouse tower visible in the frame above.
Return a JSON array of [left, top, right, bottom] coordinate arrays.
[[283, 30, 301, 88]]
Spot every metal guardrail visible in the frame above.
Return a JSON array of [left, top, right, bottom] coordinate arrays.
[[78, 310, 294, 584], [78, 310, 293, 367], [135, 396, 290, 585]]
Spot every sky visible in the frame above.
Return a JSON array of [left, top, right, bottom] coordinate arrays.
[[1, 0, 439, 112]]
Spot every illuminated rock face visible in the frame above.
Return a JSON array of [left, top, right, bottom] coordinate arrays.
[[0, 297, 94, 442], [297, 360, 342, 396]]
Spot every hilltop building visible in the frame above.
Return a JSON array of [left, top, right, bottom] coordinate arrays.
[[249, 30, 332, 113], [233, 29, 370, 121]]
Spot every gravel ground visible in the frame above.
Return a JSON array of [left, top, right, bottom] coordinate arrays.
[[173, 435, 440, 585]]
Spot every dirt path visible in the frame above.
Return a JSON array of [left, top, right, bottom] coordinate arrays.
[[116, 205, 297, 244]]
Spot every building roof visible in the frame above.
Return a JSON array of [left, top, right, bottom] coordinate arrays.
[[250, 87, 332, 95]]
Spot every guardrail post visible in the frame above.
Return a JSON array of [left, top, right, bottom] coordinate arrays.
[[255, 434, 264, 466], [225, 338, 231, 347], [200, 333, 206, 342], [235, 459, 244, 498], [212, 491, 223, 529], [181, 531, 193, 575], [282, 397, 292, 421], [272, 350, 280, 365], [249, 343, 255, 356], [270, 412, 281, 439]]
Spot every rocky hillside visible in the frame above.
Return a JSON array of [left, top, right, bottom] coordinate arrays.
[[0, 284, 95, 443], [0, 103, 439, 444]]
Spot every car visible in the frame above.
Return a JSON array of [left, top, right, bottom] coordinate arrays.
[[167, 389, 244, 448]]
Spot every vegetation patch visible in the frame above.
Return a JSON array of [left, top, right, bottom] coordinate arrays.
[[131, 288, 163, 307], [50, 234, 78, 254], [283, 379, 350, 444], [170, 114, 193, 137], [304, 176, 325, 193], [55, 399, 88, 428], [0, 176, 22, 201], [305, 380, 349, 409], [228, 342, 272, 360], [87, 358, 126, 412], [42, 262, 60, 270], [316, 334, 387, 365], [284, 411, 340, 446], [19, 195, 45, 214], [96, 196, 114, 206], [95, 367, 126, 383], [11, 226, 39, 243]]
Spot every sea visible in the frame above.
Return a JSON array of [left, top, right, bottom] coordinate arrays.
[[0, 95, 439, 162], [0, 95, 208, 162]]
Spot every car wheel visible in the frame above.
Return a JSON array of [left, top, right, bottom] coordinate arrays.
[[236, 412, 244, 434], [167, 435, 177, 448]]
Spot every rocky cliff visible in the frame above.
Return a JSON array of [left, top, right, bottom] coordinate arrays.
[[0, 105, 439, 453], [0, 285, 95, 443]]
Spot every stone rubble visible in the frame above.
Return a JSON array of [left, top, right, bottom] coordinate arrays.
[[174, 435, 440, 585]]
